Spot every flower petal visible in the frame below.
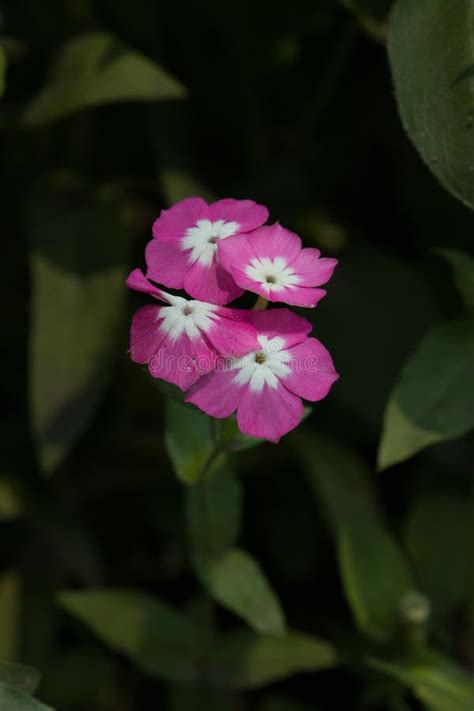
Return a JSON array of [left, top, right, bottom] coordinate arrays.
[[185, 367, 244, 419], [149, 331, 216, 391], [236, 383, 303, 443], [184, 257, 244, 305], [289, 248, 338, 287], [126, 268, 165, 300], [129, 304, 166, 363], [263, 284, 328, 308], [217, 234, 255, 275], [246, 223, 302, 262], [241, 308, 312, 349], [152, 197, 209, 241], [209, 198, 269, 233], [145, 238, 190, 290], [205, 312, 260, 356], [284, 337, 339, 401]]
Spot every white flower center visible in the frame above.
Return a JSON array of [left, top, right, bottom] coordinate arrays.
[[181, 219, 240, 266], [158, 293, 218, 341], [245, 256, 300, 292], [231, 335, 291, 392]]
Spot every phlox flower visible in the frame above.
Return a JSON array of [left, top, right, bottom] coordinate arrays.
[[218, 223, 338, 307], [126, 268, 259, 391], [185, 309, 339, 442], [146, 197, 269, 305]]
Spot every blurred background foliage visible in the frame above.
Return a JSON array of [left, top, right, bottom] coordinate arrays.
[[1, 0, 474, 709]]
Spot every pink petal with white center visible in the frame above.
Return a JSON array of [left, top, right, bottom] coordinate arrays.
[[149, 330, 217, 391], [184, 257, 243, 306], [247, 223, 302, 262], [217, 233, 255, 275], [152, 197, 209, 241], [284, 337, 339, 401], [129, 304, 166, 364], [236, 382, 303, 443], [126, 268, 166, 300], [185, 367, 244, 419], [289, 248, 338, 287], [263, 284, 328, 308], [206, 311, 260, 357], [209, 198, 269, 233], [241, 308, 312, 349], [145, 238, 189, 290]]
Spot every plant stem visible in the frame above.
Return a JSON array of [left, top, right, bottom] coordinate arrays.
[[253, 295, 268, 310]]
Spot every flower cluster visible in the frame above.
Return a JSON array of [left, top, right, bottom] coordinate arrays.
[[126, 197, 339, 442]]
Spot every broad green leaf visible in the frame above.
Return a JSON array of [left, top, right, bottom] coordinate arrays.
[[59, 589, 198, 683], [165, 400, 215, 484], [378, 319, 474, 469], [388, 0, 474, 209], [186, 462, 242, 560], [404, 494, 473, 617], [0, 663, 40, 695], [210, 629, 338, 689], [369, 649, 474, 711], [29, 176, 129, 473], [0, 44, 6, 98], [301, 435, 414, 641], [0, 683, 53, 711], [199, 549, 285, 636], [24, 32, 187, 126], [439, 249, 474, 314]]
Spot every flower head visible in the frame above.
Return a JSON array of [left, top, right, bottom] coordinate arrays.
[[146, 197, 269, 305], [185, 309, 339, 442], [126, 269, 259, 391], [218, 223, 338, 307]]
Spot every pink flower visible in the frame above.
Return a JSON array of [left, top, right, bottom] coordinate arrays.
[[218, 223, 338, 307], [146, 197, 269, 305], [126, 269, 259, 391], [185, 309, 339, 443]]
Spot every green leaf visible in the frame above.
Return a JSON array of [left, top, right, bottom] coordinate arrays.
[[29, 176, 129, 473], [404, 494, 473, 617], [439, 249, 474, 314], [165, 400, 215, 484], [24, 32, 187, 126], [368, 649, 474, 711], [199, 549, 286, 636], [186, 462, 242, 560], [59, 589, 199, 683], [210, 629, 338, 690], [0, 44, 6, 98], [0, 684, 53, 711], [0, 663, 41, 695], [301, 434, 414, 641], [378, 319, 474, 469], [388, 0, 474, 209]]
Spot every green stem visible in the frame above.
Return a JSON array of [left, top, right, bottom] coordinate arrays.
[[253, 295, 268, 310]]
